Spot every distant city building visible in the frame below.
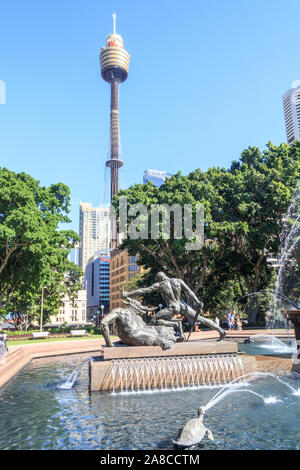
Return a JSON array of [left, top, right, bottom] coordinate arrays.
[[79, 202, 110, 272], [282, 84, 300, 144], [85, 254, 110, 321], [49, 290, 87, 325], [110, 249, 144, 310], [143, 169, 172, 187], [68, 242, 80, 265], [99, 256, 110, 313]]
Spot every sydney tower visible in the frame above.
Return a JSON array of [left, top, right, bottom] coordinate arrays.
[[100, 15, 130, 247]]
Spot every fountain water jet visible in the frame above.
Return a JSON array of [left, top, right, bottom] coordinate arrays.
[[106, 355, 244, 394], [0, 334, 7, 361], [271, 187, 300, 327], [203, 370, 300, 410], [173, 383, 281, 449], [249, 334, 296, 353], [58, 356, 92, 390], [203, 388, 279, 412]]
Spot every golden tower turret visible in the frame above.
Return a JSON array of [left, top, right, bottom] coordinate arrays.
[[100, 13, 130, 84]]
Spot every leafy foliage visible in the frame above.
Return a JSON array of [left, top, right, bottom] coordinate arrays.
[[114, 142, 300, 324], [0, 168, 82, 329]]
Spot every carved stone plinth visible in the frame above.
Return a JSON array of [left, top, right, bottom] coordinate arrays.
[[101, 340, 238, 360]]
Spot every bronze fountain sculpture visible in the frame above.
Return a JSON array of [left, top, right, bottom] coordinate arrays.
[[100, 272, 226, 348], [100, 296, 177, 350], [173, 406, 214, 449], [123, 272, 226, 341]]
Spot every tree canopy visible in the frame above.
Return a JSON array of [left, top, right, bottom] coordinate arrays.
[[114, 142, 300, 324], [0, 168, 82, 329]]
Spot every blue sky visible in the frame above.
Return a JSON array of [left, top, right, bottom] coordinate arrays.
[[0, 0, 299, 232]]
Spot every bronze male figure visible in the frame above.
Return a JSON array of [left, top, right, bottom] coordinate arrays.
[[123, 272, 226, 341]]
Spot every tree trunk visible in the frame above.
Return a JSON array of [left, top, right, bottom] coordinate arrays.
[[246, 297, 259, 326]]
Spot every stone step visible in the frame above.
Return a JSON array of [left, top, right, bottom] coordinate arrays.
[[0, 348, 30, 388], [31, 346, 100, 359], [0, 348, 24, 367]]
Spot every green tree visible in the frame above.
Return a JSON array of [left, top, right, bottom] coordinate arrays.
[[113, 142, 300, 324], [0, 168, 82, 328]]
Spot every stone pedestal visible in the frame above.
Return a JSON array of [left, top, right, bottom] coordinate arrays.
[[90, 341, 239, 391], [101, 340, 238, 360], [89, 352, 294, 392], [89, 339, 296, 392]]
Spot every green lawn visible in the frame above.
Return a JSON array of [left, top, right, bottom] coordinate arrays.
[[7, 334, 106, 346]]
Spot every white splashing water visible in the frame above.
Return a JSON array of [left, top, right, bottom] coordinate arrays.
[[58, 357, 92, 390], [57, 371, 78, 390], [269, 186, 300, 327], [203, 388, 280, 411], [109, 355, 244, 394], [0, 335, 7, 361], [202, 370, 300, 412], [249, 334, 296, 353]]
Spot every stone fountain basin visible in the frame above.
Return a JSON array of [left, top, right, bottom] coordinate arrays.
[[89, 341, 297, 392]]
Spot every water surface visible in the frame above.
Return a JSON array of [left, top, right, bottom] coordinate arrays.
[[0, 353, 300, 450]]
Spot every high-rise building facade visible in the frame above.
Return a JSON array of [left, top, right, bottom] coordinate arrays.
[[79, 202, 110, 272], [99, 256, 110, 312], [110, 250, 145, 310], [85, 254, 110, 321], [282, 85, 300, 144], [143, 169, 172, 188]]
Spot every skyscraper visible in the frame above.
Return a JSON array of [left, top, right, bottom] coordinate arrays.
[[85, 254, 110, 321], [143, 169, 172, 187], [282, 84, 300, 144], [79, 202, 110, 272]]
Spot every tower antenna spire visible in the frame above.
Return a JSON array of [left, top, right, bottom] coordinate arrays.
[[113, 13, 116, 34]]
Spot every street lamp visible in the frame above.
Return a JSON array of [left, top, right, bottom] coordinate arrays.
[[96, 310, 100, 328], [40, 287, 45, 332], [100, 305, 104, 320]]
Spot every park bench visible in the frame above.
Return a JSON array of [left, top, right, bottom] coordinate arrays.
[[31, 332, 49, 339], [70, 329, 88, 337]]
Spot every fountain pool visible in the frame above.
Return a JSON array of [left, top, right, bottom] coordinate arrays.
[[0, 352, 300, 450]]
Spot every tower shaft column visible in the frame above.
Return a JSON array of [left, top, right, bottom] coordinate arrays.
[[110, 80, 120, 249], [110, 80, 120, 199]]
